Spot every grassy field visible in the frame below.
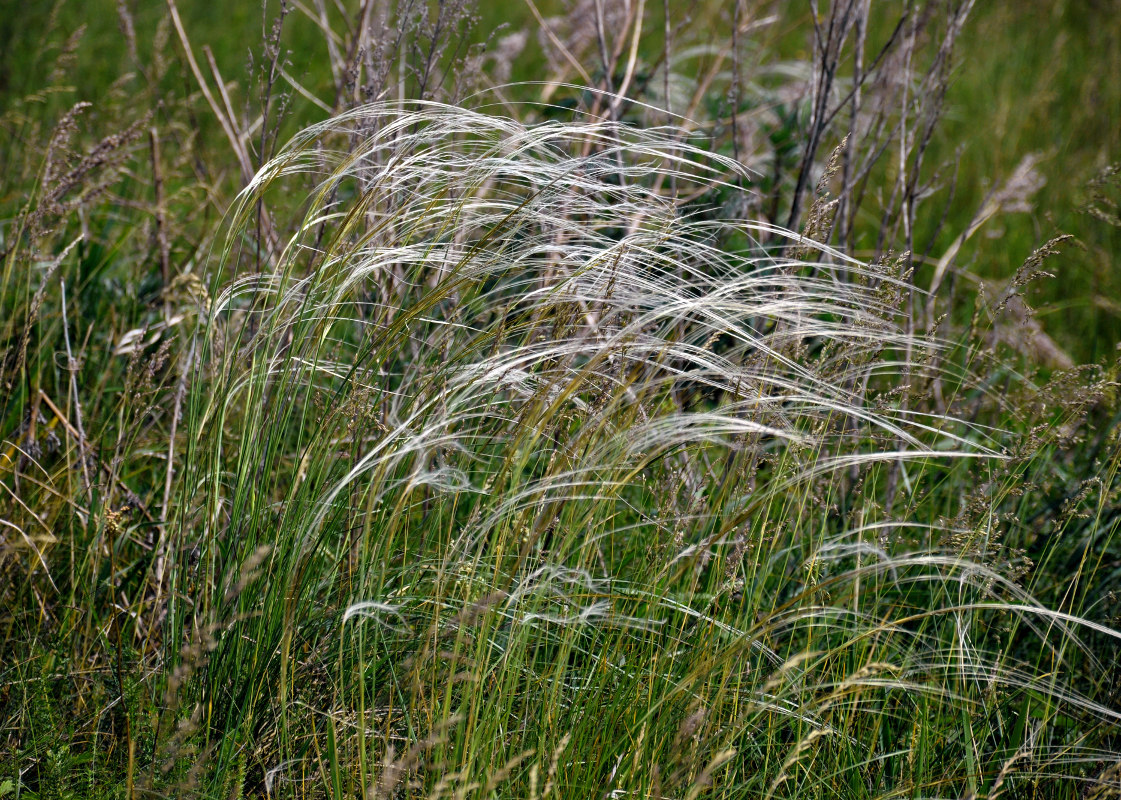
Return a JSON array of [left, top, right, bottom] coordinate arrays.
[[2, 1, 1120, 798]]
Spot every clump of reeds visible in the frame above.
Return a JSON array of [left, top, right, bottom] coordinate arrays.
[[3, 3, 1119, 797], [158, 100, 1120, 798]]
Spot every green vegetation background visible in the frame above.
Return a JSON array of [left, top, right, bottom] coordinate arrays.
[[2, 0, 1118, 359]]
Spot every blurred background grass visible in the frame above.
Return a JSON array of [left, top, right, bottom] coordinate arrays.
[[930, 0, 1121, 361], [3, 0, 1117, 359]]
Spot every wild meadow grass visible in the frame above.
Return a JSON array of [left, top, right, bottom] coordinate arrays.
[[2, 2, 1120, 799], [165, 102, 1120, 799]]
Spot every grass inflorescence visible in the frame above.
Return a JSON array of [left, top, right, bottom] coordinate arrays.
[[2, 2, 1120, 799]]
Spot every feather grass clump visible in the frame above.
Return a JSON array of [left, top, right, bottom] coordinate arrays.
[[171, 102, 1119, 798]]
